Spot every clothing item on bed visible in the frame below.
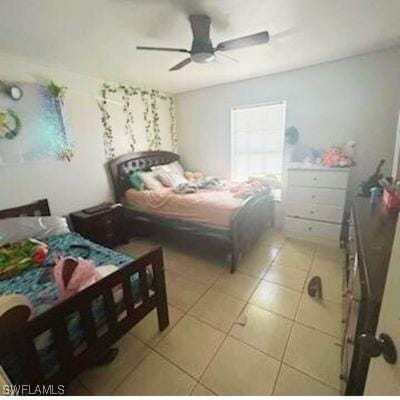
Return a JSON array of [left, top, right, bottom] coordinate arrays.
[[197, 177, 226, 190], [53, 256, 100, 301], [173, 182, 198, 194], [230, 179, 271, 199]]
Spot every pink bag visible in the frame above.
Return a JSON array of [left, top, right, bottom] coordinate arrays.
[[53, 256, 100, 301]]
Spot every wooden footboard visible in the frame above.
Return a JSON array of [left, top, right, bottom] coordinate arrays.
[[230, 193, 274, 272], [0, 247, 168, 387]]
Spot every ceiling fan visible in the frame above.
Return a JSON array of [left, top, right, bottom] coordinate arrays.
[[137, 15, 269, 71]]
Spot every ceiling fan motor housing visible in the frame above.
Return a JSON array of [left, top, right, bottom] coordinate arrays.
[[191, 38, 214, 63]]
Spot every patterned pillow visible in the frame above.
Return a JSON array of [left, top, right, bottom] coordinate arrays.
[[139, 171, 164, 190], [152, 161, 185, 177], [156, 169, 188, 188]]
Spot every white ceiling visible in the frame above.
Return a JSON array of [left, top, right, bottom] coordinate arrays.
[[1, 0, 399, 93]]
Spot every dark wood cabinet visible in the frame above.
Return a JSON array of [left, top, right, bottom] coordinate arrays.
[[341, 198, 398, 394], [69, 205, 127, 248]]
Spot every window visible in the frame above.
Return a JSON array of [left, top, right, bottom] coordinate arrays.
[[231, 102, 286, 182]]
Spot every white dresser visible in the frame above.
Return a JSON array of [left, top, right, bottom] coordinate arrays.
[[284, 165, 350, 246]]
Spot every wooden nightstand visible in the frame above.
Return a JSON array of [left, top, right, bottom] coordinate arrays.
[[69, 204, 127, 248]]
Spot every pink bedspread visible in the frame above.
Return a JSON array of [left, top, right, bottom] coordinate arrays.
[[123, 187, 245, 228]]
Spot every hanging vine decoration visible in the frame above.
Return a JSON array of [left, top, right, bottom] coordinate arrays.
[[169, 97, 178, 152], [120, 85, 136, 151], [99, 82, 176, 159], [140, 90, 153, 150], [150, 89, 162, 150], [98, 83, 116, 159]]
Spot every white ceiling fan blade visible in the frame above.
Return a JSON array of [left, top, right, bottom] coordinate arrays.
[[216, 31, 270, 52]]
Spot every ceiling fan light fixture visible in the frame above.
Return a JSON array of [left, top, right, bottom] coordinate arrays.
[[191, 52, 215, 63], [136, 14, 270, 71]]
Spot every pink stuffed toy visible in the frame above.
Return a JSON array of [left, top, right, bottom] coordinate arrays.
[[321, 147, 353, 167]]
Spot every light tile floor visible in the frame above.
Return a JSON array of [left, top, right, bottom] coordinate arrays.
[[68, 230, 343, 396]]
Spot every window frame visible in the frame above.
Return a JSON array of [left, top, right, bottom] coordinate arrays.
[[230, 101, 287, 181]]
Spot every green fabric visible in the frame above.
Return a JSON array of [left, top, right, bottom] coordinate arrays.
[[129, 171, 145, 190], [0, 238, 46, 276]]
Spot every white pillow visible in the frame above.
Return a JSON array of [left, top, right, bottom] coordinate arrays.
[[0, 216, 70, 246], [139, 171, 164, 190], [156, 169, 188, 188], [152, 161, 185, 177]]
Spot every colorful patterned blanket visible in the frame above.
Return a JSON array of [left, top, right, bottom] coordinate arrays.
[[0, 232, 137, 383], [0, 232, 133, 315]]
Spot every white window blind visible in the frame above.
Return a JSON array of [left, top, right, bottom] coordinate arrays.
[[231, 102, 286, 182]]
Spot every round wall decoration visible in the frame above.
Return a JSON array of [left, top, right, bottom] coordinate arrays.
[[0, 109, 22, 139]]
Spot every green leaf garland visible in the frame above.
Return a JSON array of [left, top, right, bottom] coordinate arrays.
[[99, 82, 176, 159]]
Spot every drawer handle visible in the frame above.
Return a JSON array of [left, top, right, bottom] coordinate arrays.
[[310, 210, 315, 215], [311, 195, 316, 199], [313, 177, 317, 181], [308, 227, 312, 231]]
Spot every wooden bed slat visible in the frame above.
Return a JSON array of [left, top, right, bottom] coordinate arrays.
[[122, 279, 135, 317], [79, 304, 97, 346], [139, 268, 149, 303], [17, 336, 44, 384], [53, 318, 74, 376], [103, 290, 118, 332]]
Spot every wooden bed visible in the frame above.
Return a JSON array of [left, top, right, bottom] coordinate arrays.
[[0, 199, 169, 387], [109, 151, 274, 273]]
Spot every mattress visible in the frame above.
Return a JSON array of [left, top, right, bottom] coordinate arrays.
[[123, 187, 244, 228], [0, 232, 149, 383]]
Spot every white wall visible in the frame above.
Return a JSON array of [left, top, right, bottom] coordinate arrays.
[[176, 47, 400, 203], [0, 53, 174, 215]]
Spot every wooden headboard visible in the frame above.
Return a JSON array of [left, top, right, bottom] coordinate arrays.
[[0, 199, 51, 219], [108, 151, 180, 200]]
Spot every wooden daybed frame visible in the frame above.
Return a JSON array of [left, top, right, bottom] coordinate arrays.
[[109, 151, 274, 273], [0, 199, 169, 387]]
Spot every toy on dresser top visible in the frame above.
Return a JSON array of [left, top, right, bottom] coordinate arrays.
[[380, 177, 400, 210], [285, 126, 356, 167]]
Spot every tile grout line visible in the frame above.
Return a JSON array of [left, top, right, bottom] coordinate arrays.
[[89, 237, 342, 395], [270, 246, 317, 395], [193, 242, 281, 395], [280, 361, 341, 393], [272, 243, 344, 393]]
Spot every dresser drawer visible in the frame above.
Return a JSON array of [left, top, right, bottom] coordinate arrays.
[[288, 169, 349, 189], [286, 202, 343, 223], [285, 217, 341, 240], [286, 186, 346, 207]]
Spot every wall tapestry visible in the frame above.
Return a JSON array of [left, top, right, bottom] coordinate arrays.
[[0, 81, 73, 166], [99, 82, 177, 160]]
